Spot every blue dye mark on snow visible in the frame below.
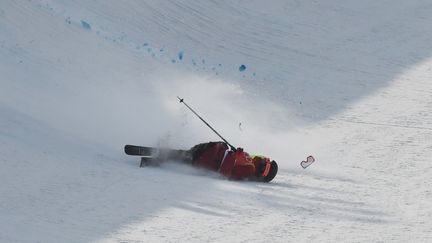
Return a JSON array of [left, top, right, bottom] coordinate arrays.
[[192, 59, 197, 66], [65, 17, 71, 24], [253, 72, 256, 77], [178, 51, 184, 60], [143, 43, 149, 47], [239, 64, 246, 72], [171, 59, 176, 64], [81, 20, 91, 30], [218, 64, 222, 67]]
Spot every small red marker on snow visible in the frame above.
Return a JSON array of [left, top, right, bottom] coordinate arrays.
[[301, 156, 315, 169]]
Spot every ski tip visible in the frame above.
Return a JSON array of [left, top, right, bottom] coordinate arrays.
[[124, 144, 140, 155], [124, 145, 130, 154]]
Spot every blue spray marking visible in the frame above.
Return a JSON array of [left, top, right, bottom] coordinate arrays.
[[178, 51, 184, 60], [192, 59, 197, 66], [81, 20, 91, 30], [239, 64, 246, 72], [171, 59, 176, 64], [143, 43, 149, 47]]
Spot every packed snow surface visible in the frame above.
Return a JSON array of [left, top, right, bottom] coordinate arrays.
[[1, 1, 432, 242]]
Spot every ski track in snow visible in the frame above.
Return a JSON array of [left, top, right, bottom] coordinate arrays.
[[1, 1, 432, 242]]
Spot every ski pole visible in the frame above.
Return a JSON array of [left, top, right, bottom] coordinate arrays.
[[177, 96, 236, 151]]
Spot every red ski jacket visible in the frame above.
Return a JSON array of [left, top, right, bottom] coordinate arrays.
[[190, 142, 264, 180]]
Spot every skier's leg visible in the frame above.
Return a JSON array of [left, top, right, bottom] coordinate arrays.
[[189, 142, 220, 160]]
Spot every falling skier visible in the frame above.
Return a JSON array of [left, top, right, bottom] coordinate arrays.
[[188, 141, 278, 182], [125, 97, 314, 183], [125, 142, 279, 182]]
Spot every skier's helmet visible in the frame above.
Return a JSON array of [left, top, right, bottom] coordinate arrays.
[[254, 156, 278, 182]]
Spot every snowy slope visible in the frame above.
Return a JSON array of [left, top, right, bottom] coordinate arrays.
[[1, 0, 432, 242]]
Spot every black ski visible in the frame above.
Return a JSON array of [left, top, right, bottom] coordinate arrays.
[[125, 145, 191, 167], [124, 145, 188, 157], [124, 145, 155, 156], [139, 156, 159, 167]]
